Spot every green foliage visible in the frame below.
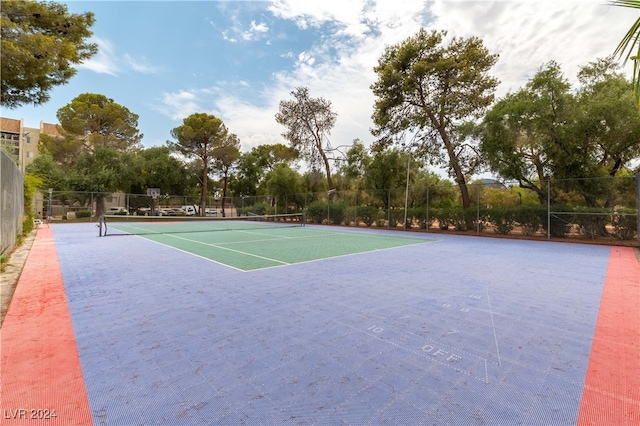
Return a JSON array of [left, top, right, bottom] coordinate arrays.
[[75, 210, 91, 218], [513, 206, 544, 236], [266, 164, 299, 207], [128, 146, 191, 196], [612, 0, 640, 106], [306, 201, 327, 224], [611, 207, 638, 240], [480, 58, 640, 207], [1, 0, 97, 108], [55, 93, 143, 151], [169, 113, 230, 210], [571, 207, 611, 239], [327, 201, 346, 225], [544, 207, 573, 238], [371, 28, 499, 209], [489, 207, 517, 235]]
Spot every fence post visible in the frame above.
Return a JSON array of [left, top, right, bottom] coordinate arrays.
[[547, 178, 551, 240], [387, 189, 390, 229], [636, 172, 640, 246], [476, 184, 480, 234], [426, 185, 430, 231]]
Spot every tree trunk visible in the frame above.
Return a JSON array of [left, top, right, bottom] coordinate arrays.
[[440, 131, 470, 209], [96, 195, 106, 218], [221, 172, 228, 218], [320, 148, 334, 199]]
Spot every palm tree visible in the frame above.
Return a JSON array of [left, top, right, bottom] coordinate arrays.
[[612, 0, 640, 105]]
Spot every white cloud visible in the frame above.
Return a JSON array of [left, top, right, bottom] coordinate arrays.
[[222, 16, 270, 43], [124, 54, 159, 74], [427, 0, 633, 96], [78, 37, 119, 75], [79, 36, 161, 76], [159, 0, 635, 158], [156, 90, 203, 121]]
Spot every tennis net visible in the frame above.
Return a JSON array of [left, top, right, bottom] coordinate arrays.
[[98, 213, 305, 236]]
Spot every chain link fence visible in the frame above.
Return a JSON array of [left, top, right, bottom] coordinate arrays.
[[1, 151, 24, 256], [32, 174, 639, 245]]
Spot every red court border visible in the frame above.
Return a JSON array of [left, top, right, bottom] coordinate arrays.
[[0, 227, 92, 425], [578, 246, 640, 425]]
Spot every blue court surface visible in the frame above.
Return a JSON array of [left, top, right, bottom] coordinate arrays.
[[52, 223, 612, 424]]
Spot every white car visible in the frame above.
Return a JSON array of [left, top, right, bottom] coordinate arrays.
[[106, 207, 129, 215]]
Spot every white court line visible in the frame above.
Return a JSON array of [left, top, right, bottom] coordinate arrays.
[[486, 287, 502, 366], [166, 233, 291, 266], [119, 225, 433, 271]]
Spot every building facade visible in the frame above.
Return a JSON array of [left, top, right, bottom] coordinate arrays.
[[0, 117, 59, 173]]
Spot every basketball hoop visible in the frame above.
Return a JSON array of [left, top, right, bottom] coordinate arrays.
[[147, 188, 161, 199]]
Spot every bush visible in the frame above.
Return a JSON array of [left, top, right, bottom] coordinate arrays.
[[513, 206, 544, 236], [430, 207, 451, 230], [357, 206, 379, 227], [388, 209, 405, 228], [572, 207, 611, 239], [306, 201, 326, 224], [76, 210, 91, 218], [327, 201, 346, 225], [544, 205, 572, 238], [611, 207, 637, 240], [489, 207, 517, 235]]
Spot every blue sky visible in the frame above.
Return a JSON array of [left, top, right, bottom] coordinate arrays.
[[4, 1, 635, 168]]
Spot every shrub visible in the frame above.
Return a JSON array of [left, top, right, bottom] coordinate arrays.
[[357, 206, 379, 227], [76, 210, 91, 218], [389, 209, 405, 228], [306, 201, 326, 224], [611, 207, 637, 240], [327, 201, 346, 225], [513, 206, 543, 236], [572, 207, 611, 239], [543, 205, 572, 238], [489, 207, 517, 235]]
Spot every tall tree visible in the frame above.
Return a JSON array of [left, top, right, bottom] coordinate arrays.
[[479, 61, 572, 203], [128, 146, 192, 196], [275, 87, 338, 191], [213, 133, 241, 217], [169, 113, 228, 216], [48, 93, 143, 152], [339, 139, 371, 190], [612, 0, 640, 106], [228, 143, 298, 198], [266, 163, 300, 210], [480, 59, 640, 207], [37, 93, 142, 215], [1, 0, 97, 108], [371, 29, 499, 209]]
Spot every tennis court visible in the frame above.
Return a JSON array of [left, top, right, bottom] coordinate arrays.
[[99, 213, 432, 271], [1, 221, 638, 425]]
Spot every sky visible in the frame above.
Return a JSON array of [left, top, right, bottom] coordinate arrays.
[[3, 0, 636, 175]]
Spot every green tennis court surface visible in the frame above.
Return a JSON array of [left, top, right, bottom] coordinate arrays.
[[110, 224, 432, 271]]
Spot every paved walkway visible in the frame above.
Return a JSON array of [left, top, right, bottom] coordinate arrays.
[[1, 229, 37, 327]]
